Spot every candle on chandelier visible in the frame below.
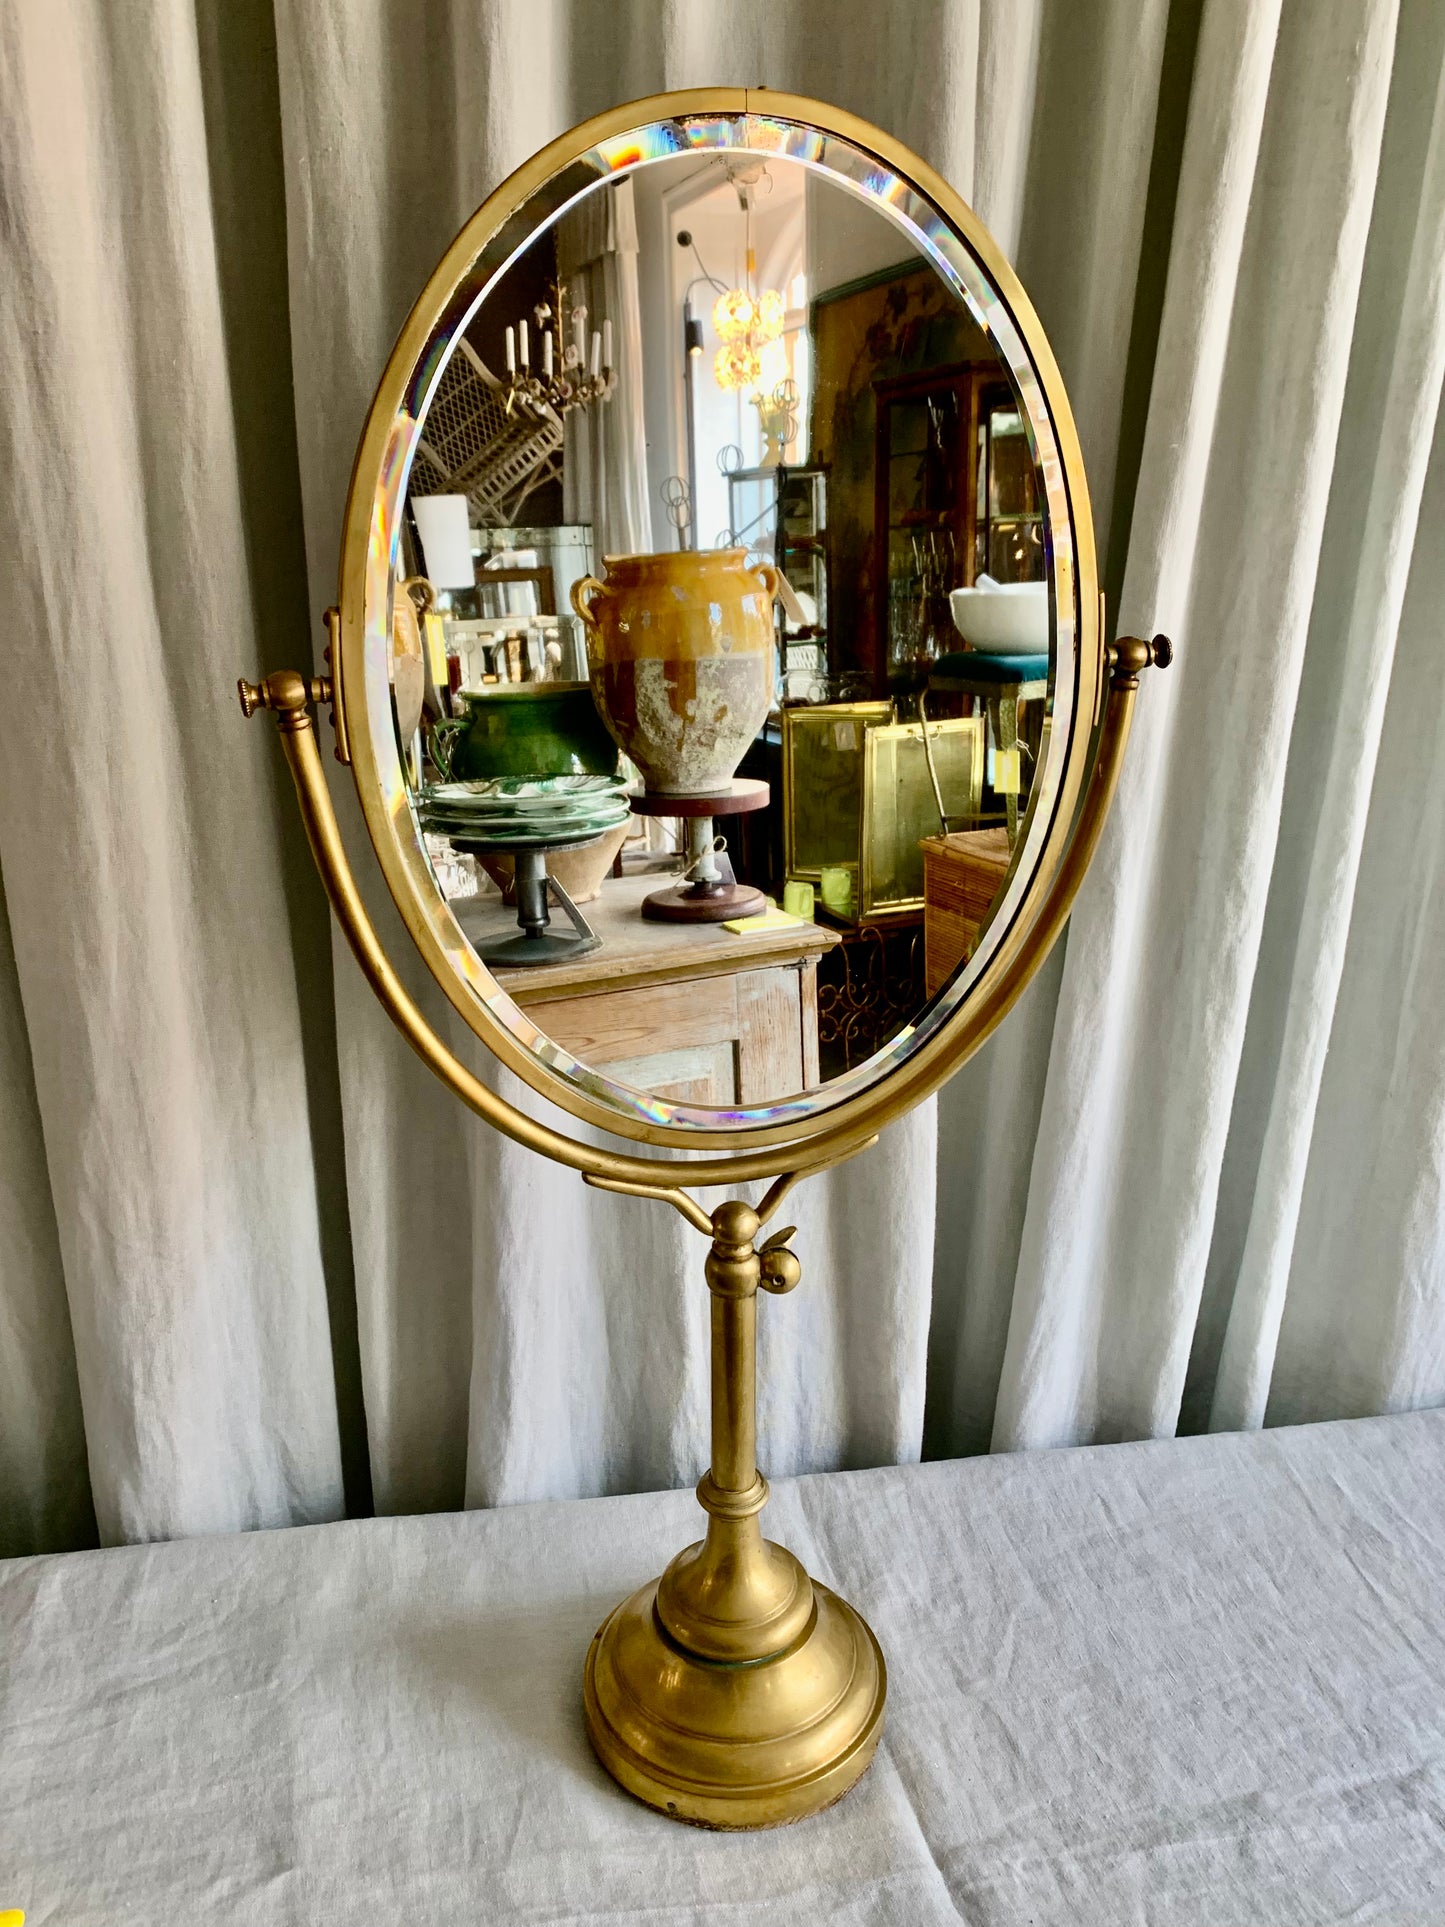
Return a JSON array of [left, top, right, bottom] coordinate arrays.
[[574, 312, 586, 367], [543, 329, 554, 377], [590, 331, 601, 378], [505, 325, 515, 374], [519, 319, 529, 368], [602, 318, 613, 370]]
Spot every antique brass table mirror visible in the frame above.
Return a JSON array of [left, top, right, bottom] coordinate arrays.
[[240, 90, 1168, 1829]]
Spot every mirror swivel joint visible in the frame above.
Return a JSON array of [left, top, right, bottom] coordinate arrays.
[[1108, 633, 1173, 690]]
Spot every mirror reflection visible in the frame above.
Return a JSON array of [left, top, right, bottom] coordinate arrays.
[[393, 146, 1052, 1109]]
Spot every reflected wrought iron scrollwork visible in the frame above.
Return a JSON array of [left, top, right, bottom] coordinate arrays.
[[815, 921, 927, 1077]]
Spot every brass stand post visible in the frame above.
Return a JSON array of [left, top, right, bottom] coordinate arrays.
[[582, 1189, 886, 1829]]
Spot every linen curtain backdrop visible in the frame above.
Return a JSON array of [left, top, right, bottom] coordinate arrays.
[[1, 0, 1441, 1556]]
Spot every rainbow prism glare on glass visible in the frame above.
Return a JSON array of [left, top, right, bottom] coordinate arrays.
[[363, 111, 1079, 1133]]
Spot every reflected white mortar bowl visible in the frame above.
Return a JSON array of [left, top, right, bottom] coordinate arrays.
[[948, 582, 1048, 655]]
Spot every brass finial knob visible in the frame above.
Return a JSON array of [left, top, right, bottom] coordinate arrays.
[[1109, 634, 1174, 690], [236, 670, 332, 724]]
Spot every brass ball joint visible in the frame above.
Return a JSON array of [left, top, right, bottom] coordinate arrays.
[[237, 89, 1173, 1830]]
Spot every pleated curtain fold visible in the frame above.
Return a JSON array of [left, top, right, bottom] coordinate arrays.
[[1, 0, 1441, 1555]]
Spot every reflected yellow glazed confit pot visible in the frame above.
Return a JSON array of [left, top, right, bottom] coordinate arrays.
[[571, 548, 781, 795]]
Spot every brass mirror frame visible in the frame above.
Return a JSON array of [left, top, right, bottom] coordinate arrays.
[[330, 87, 1121, 1168], [241, 87, 1169, 1831]]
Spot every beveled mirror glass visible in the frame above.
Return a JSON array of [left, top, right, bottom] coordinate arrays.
[[339, 95, 1101, 1150]]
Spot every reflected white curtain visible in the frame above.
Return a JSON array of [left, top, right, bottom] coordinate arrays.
[[559, 178, 653, 557], [0, 0, 1442, 1556]]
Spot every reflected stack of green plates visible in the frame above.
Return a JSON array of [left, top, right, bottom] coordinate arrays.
[[418, 774, 633, 847]]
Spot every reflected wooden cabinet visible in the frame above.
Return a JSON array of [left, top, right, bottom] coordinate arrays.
[[455, 875, 839, 1104]]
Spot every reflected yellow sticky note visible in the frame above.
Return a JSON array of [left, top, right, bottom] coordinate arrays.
[[723, 908, 803, 934], [422, 611, 449, 687], [993, 747, 1021, 794]]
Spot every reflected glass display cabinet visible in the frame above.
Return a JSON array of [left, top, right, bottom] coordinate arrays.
[[974, 398, 1044, 583], [874, 364, 1041, 693], [726, 463, 829, 700]]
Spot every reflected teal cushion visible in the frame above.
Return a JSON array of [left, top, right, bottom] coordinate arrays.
[[932, 652, 1050, 686]]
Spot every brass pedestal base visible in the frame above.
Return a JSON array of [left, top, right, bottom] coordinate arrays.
[[575, 1195, 887, 1828], [584, 1557, 886, 1829]]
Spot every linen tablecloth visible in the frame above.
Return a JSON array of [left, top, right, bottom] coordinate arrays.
[[3, 1412, 1443, 1923]]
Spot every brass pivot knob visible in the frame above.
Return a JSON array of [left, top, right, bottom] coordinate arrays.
[[759, 1225, 801, 1295], [1108, 633, 1173, 690], [237, 670, 333, 721]]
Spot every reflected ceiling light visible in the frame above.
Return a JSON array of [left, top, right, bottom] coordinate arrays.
[[713, 263, 786, 394], [713, 287, 756, 340], [715, 340, 763, 390], [711, 170, 787, 396], [756, 289, 786, 339]]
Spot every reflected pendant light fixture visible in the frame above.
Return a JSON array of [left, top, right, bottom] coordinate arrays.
[[712, 176, 786, 393]]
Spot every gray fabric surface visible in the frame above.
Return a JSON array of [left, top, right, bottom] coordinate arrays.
[[4, 1412, 1443, 1924]]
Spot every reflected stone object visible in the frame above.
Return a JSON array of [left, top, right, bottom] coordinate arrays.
[[572, 548, 781, 795], [238, 89, 1170, 1833]]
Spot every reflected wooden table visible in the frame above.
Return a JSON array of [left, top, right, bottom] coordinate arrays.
[[455, 873, 840, 1105]]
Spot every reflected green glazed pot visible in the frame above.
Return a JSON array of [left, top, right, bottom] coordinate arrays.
[[429, 682, 620, 781]]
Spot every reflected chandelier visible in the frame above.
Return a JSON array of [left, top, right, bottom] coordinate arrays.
[[713, 282, 786, 392]]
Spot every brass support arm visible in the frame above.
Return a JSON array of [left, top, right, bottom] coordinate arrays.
[[238, 667, 331, 720], [581, 1140, 874, 1237], [1048, 630, 1172, 910], [650, 1195, 816, 1665], [238, 611, 352, 761]]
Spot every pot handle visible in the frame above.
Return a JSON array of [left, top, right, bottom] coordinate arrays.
[[426, 715, 464, 783], [753, 559, 807, 627], [569, 574, 605, 631], [751, 560, 782, 604], [400, 573, 437, 616]]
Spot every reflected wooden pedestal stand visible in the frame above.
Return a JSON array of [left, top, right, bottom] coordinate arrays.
[[631, 778, 770, 923], [581, 1178, 886, 1829]]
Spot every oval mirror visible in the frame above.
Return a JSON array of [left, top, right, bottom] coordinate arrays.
[[336, 91, 1106, 1152]]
